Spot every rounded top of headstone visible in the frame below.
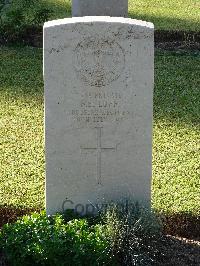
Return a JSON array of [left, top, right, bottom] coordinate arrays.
[[44, 17, 154, 30]]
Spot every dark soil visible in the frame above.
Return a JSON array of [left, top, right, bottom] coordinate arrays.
[[163, 213, 200, 239], [155, 30, 200, 43], [156, 235, 200, 266], [0, 205, 41, 228], [0, 27, 200, 51], [155, 41, 200, 51]]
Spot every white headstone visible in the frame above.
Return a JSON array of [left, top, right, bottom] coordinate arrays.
[[72, 0, 128, 17], [44, 17, 154, 215]]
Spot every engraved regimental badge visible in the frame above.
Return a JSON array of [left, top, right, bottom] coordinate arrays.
[[74, 38, 125, 87]]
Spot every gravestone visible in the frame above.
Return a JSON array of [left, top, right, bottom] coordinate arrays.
[[44, 17, 154, 215], [72, 0, 128, 17]]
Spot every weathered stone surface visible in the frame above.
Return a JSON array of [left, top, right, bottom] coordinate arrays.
[[44, 17, 154, 215], [72, 0, 128, 17]]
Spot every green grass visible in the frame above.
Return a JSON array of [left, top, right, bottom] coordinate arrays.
[[0, 47, 199, 217], [2, 0, 200, 31]]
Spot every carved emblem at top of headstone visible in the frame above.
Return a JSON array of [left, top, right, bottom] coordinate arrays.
[[73, 37, 125, 87]]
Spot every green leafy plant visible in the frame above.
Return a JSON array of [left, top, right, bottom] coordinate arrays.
[[0, 202, 163, 266], [0, 211, 114, 266]]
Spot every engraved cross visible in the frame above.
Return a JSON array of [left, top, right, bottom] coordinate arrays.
[[81, 127, 116, 185]]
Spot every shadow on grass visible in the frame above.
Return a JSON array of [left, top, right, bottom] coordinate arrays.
[[129, 11, 199, 32]]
